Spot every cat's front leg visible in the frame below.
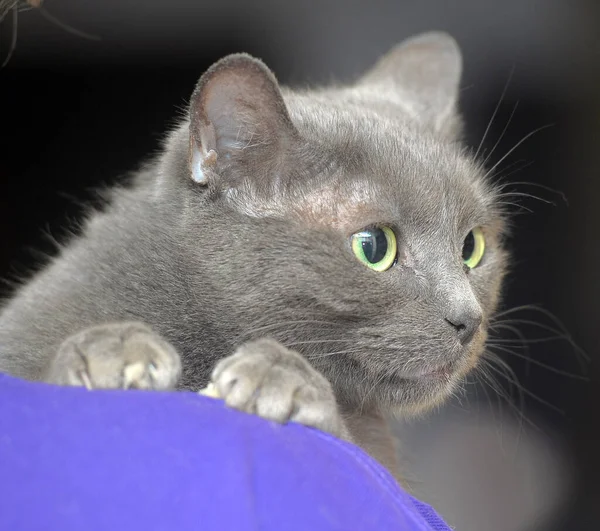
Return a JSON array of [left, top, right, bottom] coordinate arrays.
[[208, 339, 352, 442], [46, 322, 181, 390]]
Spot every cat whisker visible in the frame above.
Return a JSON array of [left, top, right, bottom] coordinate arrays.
[[494, 201, 534, 214], [486, 320, 531, 374], [483, 354, 564, 415], [497, 191, 555, 206], [491, 163, 536, 188], [38, 5, 101, 41], [482, 359, 527, 459], [490, 306, 589, 370], [496, 180, 568, 205], [483, 124, 554, 181], [359, 368, 390, 414], [478, 359, 530, 431], [306, 349, 367, 361], [488, 322, 529, 344], [452, 379, 470, 409], [486, 344, 588, 380], [240, 319, 346, 338], [493, 306, 578, 336], [490, 158, 527, 176], [472, 373, 510, 449], [487, 335, 575, 345], [0, 2, 17, 69], [474, 65, 514, 161], [482, 101, 519, 169], [480, 354, 520, 404], [476, 362, 530, 454], [491, 318, 585, 353], [493, 303, 553, 319], [489, 159, 532, 183], [357, 333, 450, 343], [286, 338, 355, 348]]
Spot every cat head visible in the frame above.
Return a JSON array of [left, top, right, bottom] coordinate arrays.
[[168, 32, 507, 414]]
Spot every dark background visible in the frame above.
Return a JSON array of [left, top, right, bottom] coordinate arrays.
[[1, 1, 599, 529]]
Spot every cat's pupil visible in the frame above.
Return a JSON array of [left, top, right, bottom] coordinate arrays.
[[462, 231, 475, 261], [361, 229, 388, 264]]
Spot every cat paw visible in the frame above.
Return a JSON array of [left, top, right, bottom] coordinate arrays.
[[47, 322, 181, 390], [207, 339, 349, 440]]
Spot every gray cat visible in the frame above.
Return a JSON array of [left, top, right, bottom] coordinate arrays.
[[0, 31, 507, 481]]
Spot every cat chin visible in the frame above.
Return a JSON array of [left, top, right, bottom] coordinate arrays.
[[425, 379, 463, 410], [373, 366, 465, 418], [397, 346, 487, 416]]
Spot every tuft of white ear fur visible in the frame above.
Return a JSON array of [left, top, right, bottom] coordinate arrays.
[[358, 31, 463, 137]]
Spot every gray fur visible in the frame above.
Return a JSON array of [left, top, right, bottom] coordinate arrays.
[[0, 32, 507, 476]]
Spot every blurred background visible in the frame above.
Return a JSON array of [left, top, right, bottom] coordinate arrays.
[[1, 1, 599, 529]]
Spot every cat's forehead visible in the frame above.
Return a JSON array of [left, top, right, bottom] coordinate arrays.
[[289, 134, 493, 234], [297, 178, 485, 237], [281, 100, 490, 228], [226, 105, 498, 235], [289, 177, 380, 231]]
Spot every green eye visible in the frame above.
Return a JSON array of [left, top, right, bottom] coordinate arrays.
[[351, 226, 397, 272], [462, 227, 485, 268]]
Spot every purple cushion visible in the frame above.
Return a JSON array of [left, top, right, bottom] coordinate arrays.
[[0, 373, 451, 530]]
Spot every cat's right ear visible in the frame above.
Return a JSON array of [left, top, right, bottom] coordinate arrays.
[[358, 32, 463, 138], [187, 54, 298, 185]]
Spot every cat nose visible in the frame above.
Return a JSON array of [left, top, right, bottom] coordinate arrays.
[[445, 308, 482, 345]]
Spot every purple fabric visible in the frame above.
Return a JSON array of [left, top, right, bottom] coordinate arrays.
[[0, 373, 452, 530]]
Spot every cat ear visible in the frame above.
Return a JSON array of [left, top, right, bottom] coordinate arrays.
[[188, 53, 298, 184], [358, 32, 463, 137]]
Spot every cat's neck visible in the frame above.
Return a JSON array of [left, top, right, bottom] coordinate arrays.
[[342, 407, 406, 486]]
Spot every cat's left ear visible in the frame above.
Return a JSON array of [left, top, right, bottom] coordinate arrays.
[[188, 53, 298, 185], [358, 31, 463, 138]]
